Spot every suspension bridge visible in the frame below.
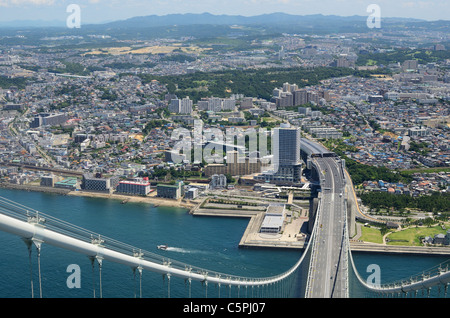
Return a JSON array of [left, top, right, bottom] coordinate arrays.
[[0, 141, 449, 298]]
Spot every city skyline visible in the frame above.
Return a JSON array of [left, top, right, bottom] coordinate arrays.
[[0, 0, 449, 25]]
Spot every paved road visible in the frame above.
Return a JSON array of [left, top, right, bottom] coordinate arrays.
[[308, 157, 347, 298]]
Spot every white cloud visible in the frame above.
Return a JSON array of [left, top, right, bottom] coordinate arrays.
[[0, 0, 55, 6]]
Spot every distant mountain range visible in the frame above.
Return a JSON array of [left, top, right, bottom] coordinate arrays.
[[0, 12, 427, 29], [98, 12, 420, 28], [0, 12, 449, 40]]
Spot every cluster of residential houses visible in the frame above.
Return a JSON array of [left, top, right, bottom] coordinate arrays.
[[362, 171, 450, 196], [0, 36, 449, 211]]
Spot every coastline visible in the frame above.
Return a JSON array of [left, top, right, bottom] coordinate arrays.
[[0, 182, 71, 195], [0, 183, 196, 210], [1, 183, 449, 256], [67, 190, 196, 210]]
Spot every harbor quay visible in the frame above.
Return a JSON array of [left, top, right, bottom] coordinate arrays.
[[191, 198, 311, 250]]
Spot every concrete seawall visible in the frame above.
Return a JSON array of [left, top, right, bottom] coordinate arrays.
[[0, 183, 71, 195], [350, 241, 450, 255]]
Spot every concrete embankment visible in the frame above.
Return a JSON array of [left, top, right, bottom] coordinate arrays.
[[191, 208, 260, 218], [350, 241, 450, 256], [0, 183, 71, 195]]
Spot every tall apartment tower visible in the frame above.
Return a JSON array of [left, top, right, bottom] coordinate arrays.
[[208, 97, 222, 112], [273, 123, 301, 168], [169, 98, 181, 113], [255, 123, 302, 184], [169, 97, 192, 114], [180, 97, 193, 114]]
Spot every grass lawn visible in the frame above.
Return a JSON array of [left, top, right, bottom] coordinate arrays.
[[387, 225, 448, 246], [359, 225, 384, 244]]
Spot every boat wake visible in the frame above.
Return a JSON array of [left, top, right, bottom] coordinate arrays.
[[165, 247, 209, 254]]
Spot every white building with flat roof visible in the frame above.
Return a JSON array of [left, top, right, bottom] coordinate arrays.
[[260, 204, 286, 234]]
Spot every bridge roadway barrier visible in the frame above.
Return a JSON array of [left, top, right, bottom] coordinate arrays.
[[350, 241, 450, 256]]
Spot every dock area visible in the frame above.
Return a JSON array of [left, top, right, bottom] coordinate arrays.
[[191, 205, 309, 250], [239, 212, 307, 249]]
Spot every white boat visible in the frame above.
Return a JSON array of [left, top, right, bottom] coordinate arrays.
[[157, 244, 168, 250]]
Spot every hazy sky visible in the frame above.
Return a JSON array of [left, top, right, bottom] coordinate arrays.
[[0, 0, 448, 23]]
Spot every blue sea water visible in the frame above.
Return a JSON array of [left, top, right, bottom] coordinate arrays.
[[0, 188, 447, 298]]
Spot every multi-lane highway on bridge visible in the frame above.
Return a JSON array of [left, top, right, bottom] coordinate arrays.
[[307, 156, 347, 297]]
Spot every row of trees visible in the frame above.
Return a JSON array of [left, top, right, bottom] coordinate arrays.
[[359, 191, 450, 214]]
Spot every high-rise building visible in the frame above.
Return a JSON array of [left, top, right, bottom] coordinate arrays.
[[402, 60, 418, 71], [157, 181, 183, 199], [169, 98, 181, 113], [30, 113, 68, 128], [222, 98, 236, 111], [272, 92, 293, 108], [208, 97, 222, 112], [239, 97, 253, 109], [273, 124, 301, 167], [283, 82, 291, 92], [170, 97, 192, 114], [116, 178, 151, 196], [180, 97, 193, 114], [294, 89, 308, 106], [254, 123, 302, 184], [40, 174, 58, 187], [81, 173, 119, 193], [197, 99, 209, 111]]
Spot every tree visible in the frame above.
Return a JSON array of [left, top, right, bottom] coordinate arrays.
[[225, 173, 235, 184]]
